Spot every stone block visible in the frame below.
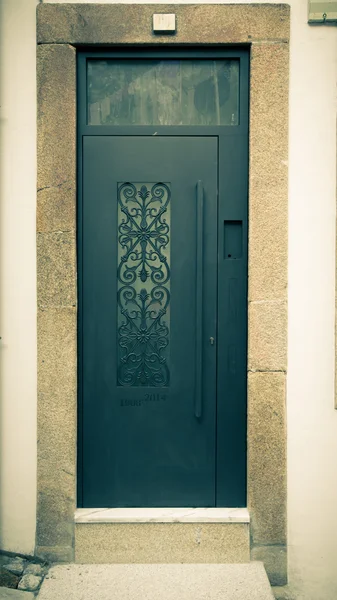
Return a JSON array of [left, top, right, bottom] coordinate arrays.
[[75, 523, 250, 564], [3, 559, 26, 576], [36, 489, 74, 549], [37, 308, 76, 554], [251, 545, 287, 586], [272, 586, 296, 600], [37, 232, 77, 308], [248, 300, 287, 372], [23, 564, 43, 577], [35, 547, 73, 564], [37, 307, 76, 443], [37, 184, 75, 234], [248, 373, 286, 545], [0, 567, 19, 589], [18, 575, 42, 592], [37, 4, 290, 45], [37, 45, 77, 560], [37, 44, 75, 232], [249, 43, 289, 302]]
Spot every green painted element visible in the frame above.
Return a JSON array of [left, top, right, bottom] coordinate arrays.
[[82, 136, 218, 507], [195, 180, 204, 419], [117, 182, 171, 387], [77, 48, 249, 509]]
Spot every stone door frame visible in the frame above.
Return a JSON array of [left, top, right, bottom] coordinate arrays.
[[36, 3, 289, 585]]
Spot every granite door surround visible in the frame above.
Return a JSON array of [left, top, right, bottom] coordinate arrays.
[[36, 2, 289, 585]]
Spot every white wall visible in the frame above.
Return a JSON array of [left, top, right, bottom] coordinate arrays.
[[287, 2, 337, 599], [0, 0, 38, 555], [1, 0, 337, 597]]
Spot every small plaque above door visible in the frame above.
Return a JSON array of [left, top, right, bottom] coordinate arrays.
[[153, 13, 176, 33]]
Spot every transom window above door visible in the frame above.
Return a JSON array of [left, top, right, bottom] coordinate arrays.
[[87, 59, 239, 126]]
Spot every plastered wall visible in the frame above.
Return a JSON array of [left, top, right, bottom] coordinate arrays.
[[1, 0, 337, 598], [0, 0, 38, 555], [287, 2, 337, 598]]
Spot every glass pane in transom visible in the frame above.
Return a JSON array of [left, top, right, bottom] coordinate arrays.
[[87, 59, 239, 126]]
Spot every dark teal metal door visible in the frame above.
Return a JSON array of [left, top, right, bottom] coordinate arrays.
[[78, 48, 249, 508], [82, 136, 218, 507]]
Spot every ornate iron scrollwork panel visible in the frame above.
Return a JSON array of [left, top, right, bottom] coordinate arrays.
[[117, 182, 171, 386]]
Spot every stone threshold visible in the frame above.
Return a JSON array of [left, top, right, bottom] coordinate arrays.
[[37, 563, 274, 600], [75, 507, 250, 523]]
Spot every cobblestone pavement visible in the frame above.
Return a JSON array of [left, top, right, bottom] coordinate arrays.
[[0, 553, 48, 599]]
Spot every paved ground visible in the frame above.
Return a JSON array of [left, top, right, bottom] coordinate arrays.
[[0, 589, 34, 599], [0, 553, 47, 599], [37, 563, 274, 600]]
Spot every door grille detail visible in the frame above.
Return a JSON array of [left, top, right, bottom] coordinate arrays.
[[117, 182, 171, 386]]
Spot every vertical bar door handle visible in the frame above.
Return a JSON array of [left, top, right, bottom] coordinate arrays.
[[195, 180, 204, 419]]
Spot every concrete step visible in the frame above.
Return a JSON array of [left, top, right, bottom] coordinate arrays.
[[75, 508, 250, 564], [37, 563, 275, 600]]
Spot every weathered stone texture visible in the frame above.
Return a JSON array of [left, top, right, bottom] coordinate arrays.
[[75, 523, 249, 564], [251, 545, 287, 586], [248, 300, 287, 371], [36, 1, 289, 584], [37, 185, 75, 233], [249, 42, 289, 302], [35, 547, 73, 564], [37, 42, 77, 560], [18, 574, 42, 592], [37, 307, 76, 471], [248, 372, 287, 545], [37, 44, 76, 234], [24, 564, 43, 577], [272, 585, 296, 600], [37, 307, 77, 558], [3, 558, 26, 576], [36, 489, 74, 550], [37, 232, 76, 308], [0, 567, 20, 589], [37, 4, 290, 45]]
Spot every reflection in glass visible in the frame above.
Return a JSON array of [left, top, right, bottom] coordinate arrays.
[[117, 182, 171, 387], [88, 60, 239, 126]]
